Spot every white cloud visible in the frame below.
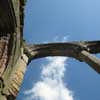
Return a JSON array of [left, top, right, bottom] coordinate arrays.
[[25, 57, 74, 100], [24, 36, 74, 100], [53, 35, 69, 42]]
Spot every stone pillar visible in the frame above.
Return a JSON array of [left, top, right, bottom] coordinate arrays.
[[0, 53, 28, 100]]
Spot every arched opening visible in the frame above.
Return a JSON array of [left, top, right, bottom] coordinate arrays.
[[17, 0, 100, 100]]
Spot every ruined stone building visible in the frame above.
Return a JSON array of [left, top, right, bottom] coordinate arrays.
[[0, 0, 100, 100]]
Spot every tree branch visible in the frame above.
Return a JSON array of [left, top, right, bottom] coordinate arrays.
[[24, 41, 100, 73]]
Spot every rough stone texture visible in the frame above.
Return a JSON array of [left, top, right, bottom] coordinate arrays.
[[0, 0, 16, 32], [25, 41, 100, 73], [8, 54, 28, 96], [79, 50, 100, 73], [0, 0, 26, 99], [0, 0, 100, 100], [2, 54, 28, 99], [0, 53, 28, 100], [0, 34, 11, 76]]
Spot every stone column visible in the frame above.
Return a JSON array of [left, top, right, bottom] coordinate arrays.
[[0, 53, 28, 100]]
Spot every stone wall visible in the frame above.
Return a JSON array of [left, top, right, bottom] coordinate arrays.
[[0, 0, 26, 99], [0, 34, 11, 76]]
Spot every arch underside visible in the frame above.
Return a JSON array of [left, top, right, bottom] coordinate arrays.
[[24, 41, 100, 74], [0, 0, 100, 99]]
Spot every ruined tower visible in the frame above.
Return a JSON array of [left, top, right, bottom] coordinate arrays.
[[0, 0, 100, 100]]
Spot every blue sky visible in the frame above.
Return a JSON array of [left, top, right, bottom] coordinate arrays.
[[17, 0, 100, 100]]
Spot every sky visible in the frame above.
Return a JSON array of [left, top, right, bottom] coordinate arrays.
[[17, 0, 100, 100]]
